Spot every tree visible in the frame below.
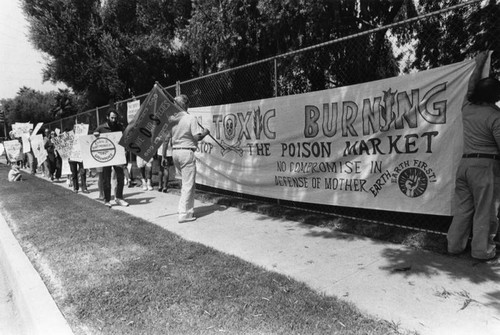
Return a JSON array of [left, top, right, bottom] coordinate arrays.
[[0, 87, 57, 127], [182, 0, 418, 102], [21, 0, 194, 108], [411, 0, 500, 75]]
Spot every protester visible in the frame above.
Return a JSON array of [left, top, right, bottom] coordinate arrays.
[[41, 128, 50, 178], [166, 94, 210, 223], [447, 51, 500, 261], [25, 128, 37, 174], [93, 110, 129, 208], [159, 137, 173, 193], [44, 130, 62, 181], [68, 159, 89, 193], [137, 156, 154, 191], [8, 163, 22, 182]]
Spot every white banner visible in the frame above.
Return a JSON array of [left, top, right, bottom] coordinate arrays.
[[79, 132, 126, 168], [190, 59, 476, 216], [30, 135, 47, 164]]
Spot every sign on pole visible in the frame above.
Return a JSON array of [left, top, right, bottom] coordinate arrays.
[[119, 84, 181, 161]]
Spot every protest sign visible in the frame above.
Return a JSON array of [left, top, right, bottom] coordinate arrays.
[[69, 124, 89, 162], [127, 100, 141, 122], [30, 135, 47, 164], [0, 143, 4, 157], [52, 132, 74, 160], [74, 124, 89, 136], [11, 123, 33, 138], [33, 122, 44, 135], [191, 59, 476, 216], [119, 85, 179, 161], [3, 140, 23, 162], [21, 134, 31, 153], [80, 132, 126, 169]]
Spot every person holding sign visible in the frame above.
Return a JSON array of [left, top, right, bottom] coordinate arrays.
[[93, 110, 129, 208], [166, 94, 210, 223], [45, 130, 62, 181], [448, 51, 500, 261]]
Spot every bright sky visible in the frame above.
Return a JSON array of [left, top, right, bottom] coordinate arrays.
[[0, 0, 66, 100]]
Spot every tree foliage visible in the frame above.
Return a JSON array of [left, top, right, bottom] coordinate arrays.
[[182, 0, 418, 99], [412, 0, 500, 75], [18, 0, 500, 113], [0, 88, 56, 126], [21, 0, 193, 107]]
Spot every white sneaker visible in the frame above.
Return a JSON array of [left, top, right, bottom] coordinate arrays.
[[147, 180, 153, 191], [115, 198, 129, 207], [141, 179, 147, 191]]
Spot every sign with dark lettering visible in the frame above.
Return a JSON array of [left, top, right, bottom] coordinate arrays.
[[80, 132, 126, 168], [119, 85, 180, 161], [190, 59, 477, 215]]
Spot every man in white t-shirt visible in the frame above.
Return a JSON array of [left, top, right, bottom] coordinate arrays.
[[166, 94, 210, 223]]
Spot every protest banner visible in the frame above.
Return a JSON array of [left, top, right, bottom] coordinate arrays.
[[190, 59, 476, 216], [52, 132, 74, 175], [127, 100, 141, 122], [119, 85, 180, 161], [69, 124, 89, 162], [52, 132, 74, 160], [3, 140, 23, 162], [80, 132, 126, 169], [11, 122, 33, 138], [0, 143, 4, 157], [30, 134, 47, 165]]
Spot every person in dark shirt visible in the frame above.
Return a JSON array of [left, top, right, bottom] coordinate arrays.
[[93, 110, 129, 208]]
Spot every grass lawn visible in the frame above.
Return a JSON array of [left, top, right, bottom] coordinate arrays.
[[0, 163, 414, 335]]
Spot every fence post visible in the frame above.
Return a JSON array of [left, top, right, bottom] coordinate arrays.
[[96, 107, 100, 126], [273, 58, 278, 97], [176, 81, 181, 96]]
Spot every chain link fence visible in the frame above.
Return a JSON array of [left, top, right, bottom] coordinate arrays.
[[45, 0, 499, 234]]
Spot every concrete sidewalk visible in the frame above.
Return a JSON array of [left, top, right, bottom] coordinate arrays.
[[4, 168, 500, 335]]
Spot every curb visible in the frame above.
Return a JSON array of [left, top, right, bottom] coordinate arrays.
[[0, 213, 74, 335]]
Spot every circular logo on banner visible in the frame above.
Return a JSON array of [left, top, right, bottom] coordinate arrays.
[[397, 167, 428, 198], [90, 137, 116, 163]]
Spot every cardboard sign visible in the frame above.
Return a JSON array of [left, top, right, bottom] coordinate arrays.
[[11, 122, 33, 138], [127, 100, 141, 122], [80, 132, 126, 168], [119, 85, 180, 161], [30, 135, 47, 164], [52, 132, 74, 161], [69, 124, 89, 162], [21, 134, 31, 153], [3, 140, 23, 162]]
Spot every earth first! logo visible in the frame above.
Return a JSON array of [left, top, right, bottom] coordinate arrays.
[[369, 159, 437, 198], [90, 137, 116, 163]]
